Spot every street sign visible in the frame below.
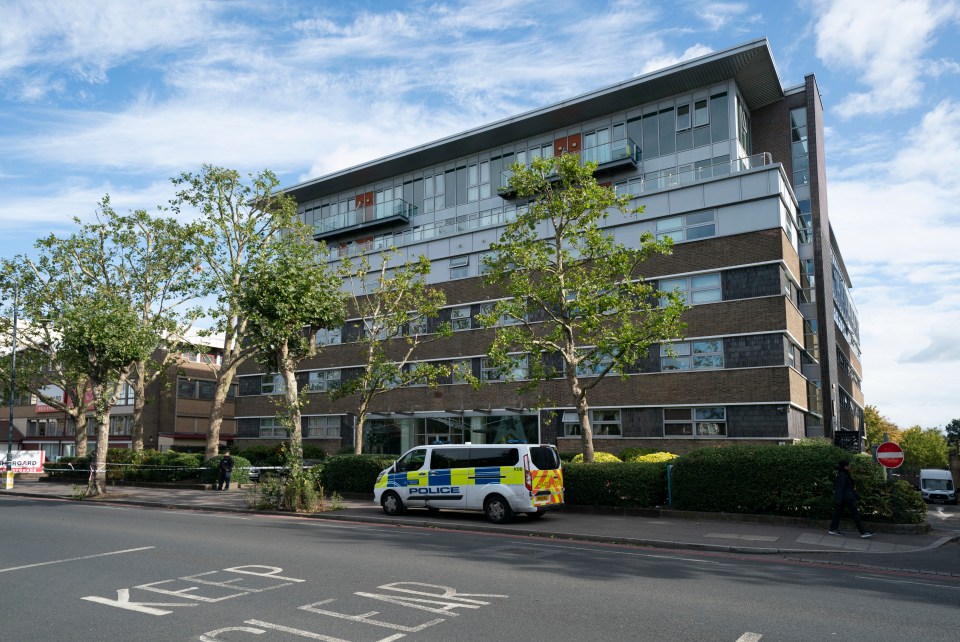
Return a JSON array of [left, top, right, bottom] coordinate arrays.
[[876, 441, 904, 469]]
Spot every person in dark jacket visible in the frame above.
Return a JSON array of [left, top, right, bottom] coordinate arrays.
[[828, 460, 874, 538], [217, 450, 235, 491]]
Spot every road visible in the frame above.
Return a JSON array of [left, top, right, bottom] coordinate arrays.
[[1, 494, 958, 642]]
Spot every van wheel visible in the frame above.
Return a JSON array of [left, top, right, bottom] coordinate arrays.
[[381, 491, 405, 516], [484, 495, 514, 524]]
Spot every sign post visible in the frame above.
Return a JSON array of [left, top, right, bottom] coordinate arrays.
[[875, 441, 904, 482]]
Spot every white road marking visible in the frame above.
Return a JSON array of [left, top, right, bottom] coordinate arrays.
[[736, 633, 762, 642], [855, 575, 960, 590], [82, 588, 197, 615], [0, 546, 155, 574]]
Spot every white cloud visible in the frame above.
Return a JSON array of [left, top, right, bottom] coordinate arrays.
[[637, 45, 716, 75], [828, 100, 960, 427], [814, 0, 960, 117]]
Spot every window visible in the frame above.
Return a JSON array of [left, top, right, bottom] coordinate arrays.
[[694, 99, 709, 127], [449, 359, 472, 384], [177, 378, 196, 398], [422, 172, 445, 213], [664, 407, 726, 436], [676, 104, 691, 130], [307, 416, 340, 438], [430, 447, 472, 469], [450, 306, 472, 331], [659, 273, 722, 305], [800, 258, 817, 303], [306, 369, 340, 393], [797, 199, 812, 243], [480, 355, 528, 381], [562, 409, 621, 437], [576, 351, 614, 377], [660, 340, 723, 371], [449, 255, 469, 279], [407, 313, 429, 336], [655, 211, 716, 242], [396, 448, 427, 472], [790, 108, 809, 186], [316, 327, 342, 346], [261, 374, 286, 395], [471, 447, 520, 467], [198, 380, 216, 400], [259, 417, 287, 438], [109, 415, 133, 436]]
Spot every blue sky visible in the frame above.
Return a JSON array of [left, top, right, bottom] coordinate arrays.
[[1, 0, 958, 429]]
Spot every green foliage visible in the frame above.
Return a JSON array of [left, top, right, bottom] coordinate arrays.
[[668, 443, 924, 523], [124, 451, 203, 482], [898, 425, 949, 471], [632, 452, 678, 463], [480, 153, 686, 462], [946, 418, 960, 455], [563, 461, 668, 507], [618, 447, 659, 461], [201, 455, 252, 486], [864, 405, 901, 449], [571, 451, 622, 463], [319, 454, 397, 494], [230, 444, 285, 465]]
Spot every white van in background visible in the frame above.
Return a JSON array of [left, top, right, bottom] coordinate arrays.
[[918, 469, 957, 504]]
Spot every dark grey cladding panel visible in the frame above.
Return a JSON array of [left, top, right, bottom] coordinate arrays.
[[285, 40, 782, 203], [722, 264, 781, 300], [622, 408, 663, 438], [724, 334, 785, 369], [237, 418, 260, 438], [726, 405, 788, 438]]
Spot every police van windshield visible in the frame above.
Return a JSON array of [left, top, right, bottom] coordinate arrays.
[[530, 446, 560, 470]]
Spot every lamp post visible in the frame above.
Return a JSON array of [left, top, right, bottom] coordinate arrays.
[[5, 281, 18, 487]]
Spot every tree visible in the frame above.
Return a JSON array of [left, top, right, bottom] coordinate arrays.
[[331, 250, 449, 454], [2, 247, 95, 457], [170, 166, 300, 460], [56, 291, 158, 496], [480, 153, 686, 462], [898, 425, 949, 471], [39, 197, 203, 451], [945, 418, 960, 455], [864, 404, 901, 450], [238, 222, 344, 459]]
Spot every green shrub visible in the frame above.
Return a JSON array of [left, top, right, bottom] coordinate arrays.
[[669, 443, 925, 523], [231, 444, 285, 466], [44, 456, 89, 479], [564, 461, 667, 508], [630, 452, 679, 463], [202, 455, 252, 486], [319, 454, 397, 494], [301, 445, 328, 461], [618, 447, 658, 461], [571, 451, 621, 463]]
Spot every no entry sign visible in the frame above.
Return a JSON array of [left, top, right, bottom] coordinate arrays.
[[875, 442, 904, 469]]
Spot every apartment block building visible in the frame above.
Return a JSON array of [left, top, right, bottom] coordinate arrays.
[[233, 38, 864, 456], [7, 344, 236, 460]]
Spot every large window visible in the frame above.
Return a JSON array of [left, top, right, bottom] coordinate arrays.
[[663, 407, 726, 436], [306, 416, 340, 438], [654, 211, 716, 242], [450, 306, 472, 331], [480, 355, 528, 381], [109, 415, 134, 436], [259, 417, 287, 438], [659, 273, 722, 305], [261, 374, 286, 395], [306, 369, 340, 393], [316, 327, 342, 346], [449, 255, 469, 279], [563, 409, 622, 437], [790, 108, 809, 186], [660, 340, 724, 371]]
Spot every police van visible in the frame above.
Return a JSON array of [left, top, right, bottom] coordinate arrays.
[[373, 443, 564, 523]]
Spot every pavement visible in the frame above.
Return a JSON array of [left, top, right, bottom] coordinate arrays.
[[3, 478, 958, 560]]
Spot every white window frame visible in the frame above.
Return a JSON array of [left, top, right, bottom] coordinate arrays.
[[261, 374, 286, 395], [660, 339, 724, 371], [663, 407, 726, 437], [316, 327, 342, 346], [450, 306, 472, 331], [563, 409, 622, 437], [660, 273, 722, 306], [480, 355, 528, 382], [449, 255, 470, 279], [306, 369, 341, 393], [259, 417, 287, 438]]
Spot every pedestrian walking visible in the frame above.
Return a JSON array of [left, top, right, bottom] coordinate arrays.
[[828, 459, 875, 538], [217, 450, 235, 491]]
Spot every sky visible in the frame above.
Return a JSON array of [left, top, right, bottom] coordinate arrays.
[[0, 0, 958, 430]]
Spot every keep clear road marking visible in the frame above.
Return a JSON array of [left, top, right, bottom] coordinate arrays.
[[0, 546, 155, 574], [737, 634, 763, 642]]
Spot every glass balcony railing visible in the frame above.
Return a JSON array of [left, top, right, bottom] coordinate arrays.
[[613, 152, 773, 198], [313, 198, 416, 239], [499, 138, 641, 196]]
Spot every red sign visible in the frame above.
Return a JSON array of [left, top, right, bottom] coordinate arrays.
[[876, 442, 904, 469]]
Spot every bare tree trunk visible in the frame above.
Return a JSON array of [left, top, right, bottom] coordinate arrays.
[[72, 410, 89, 458], [354, 401, 369, 455], [280, 346, 302, 459], [131, 371, 146, 452], [85, 380, 123, 497], [566, 365, 595, 463], [205, 361, 238, 461]]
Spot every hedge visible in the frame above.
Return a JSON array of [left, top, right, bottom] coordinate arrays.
[[563, 461, 668, 508], [319, 454, 396, 494]]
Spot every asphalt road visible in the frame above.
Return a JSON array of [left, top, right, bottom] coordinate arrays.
[[2, 494, 958, 642]]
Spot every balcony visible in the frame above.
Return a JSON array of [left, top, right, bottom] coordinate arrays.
[[313, 198, 416, 241], [498, 137, 641, 198]]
